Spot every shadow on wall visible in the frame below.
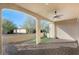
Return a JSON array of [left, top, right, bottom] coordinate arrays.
[[56, 19, 78, 41]]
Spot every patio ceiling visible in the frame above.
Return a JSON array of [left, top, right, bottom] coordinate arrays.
[[17, 3, 79, 22]]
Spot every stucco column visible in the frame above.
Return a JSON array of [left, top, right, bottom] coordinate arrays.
[[77, 18, 79, 45], [49, 22, 56, 38], [36, 18, 41, 45]]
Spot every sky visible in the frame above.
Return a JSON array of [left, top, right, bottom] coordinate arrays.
[[2, 8, 49, 28], [2, 8, 35, 28]]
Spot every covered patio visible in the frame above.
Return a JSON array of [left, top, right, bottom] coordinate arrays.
[[0, 3, 79, 54]]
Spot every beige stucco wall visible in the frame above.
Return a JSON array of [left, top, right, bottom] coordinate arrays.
[[76, 19, 79, 42], [49, 22, 56, 38], [55, 19, 78, 42]]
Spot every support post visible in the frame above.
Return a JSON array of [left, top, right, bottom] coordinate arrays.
[[36, 19, 41, 45], [49, 22, 56, 39]]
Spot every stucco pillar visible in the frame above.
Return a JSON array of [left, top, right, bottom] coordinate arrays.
[[77, 18, 79, 45], [49, 22, 56, 38], [36, 18, 41, 45]]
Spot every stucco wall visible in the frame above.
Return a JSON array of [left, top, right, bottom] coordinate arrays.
[[77, 19, 79, 42], [55, 19, 78, 41]]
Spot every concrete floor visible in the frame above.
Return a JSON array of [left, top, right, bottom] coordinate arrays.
[[3, 43, 79, 55], [3, 37, 78, 55], [16, 47, 79, 55]]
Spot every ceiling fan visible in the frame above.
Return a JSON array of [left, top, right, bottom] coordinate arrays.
[[52, 9, 63, 19]]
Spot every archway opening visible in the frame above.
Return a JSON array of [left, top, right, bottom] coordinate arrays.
[[40, 20, 53, 43], [2, 8, 37, 45]]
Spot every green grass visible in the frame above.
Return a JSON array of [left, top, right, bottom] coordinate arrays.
[[41, 37, 50, 43], [29, 37, 51, 44]]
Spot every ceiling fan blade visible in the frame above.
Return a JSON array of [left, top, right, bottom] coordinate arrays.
[[53, 15, 63, 19]]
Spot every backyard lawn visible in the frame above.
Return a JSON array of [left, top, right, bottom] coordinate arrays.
[[26, 37, 52, 44]]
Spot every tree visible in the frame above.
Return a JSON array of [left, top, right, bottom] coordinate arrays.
[[41, 20, 49, 33], [41, 20, 49, 38], [22, 17, 36, 33], [2, 19, 17, 34]]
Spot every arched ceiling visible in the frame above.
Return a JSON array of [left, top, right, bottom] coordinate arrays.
[[17, 3, 79, 21]]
